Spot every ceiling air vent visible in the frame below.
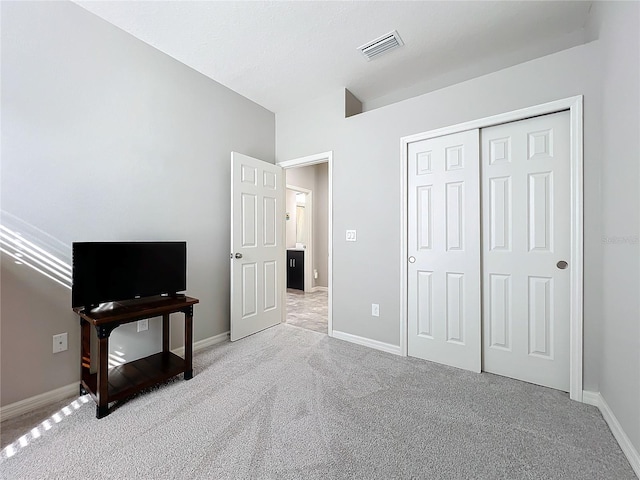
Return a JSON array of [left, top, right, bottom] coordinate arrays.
[[358, 30, 404, 61]]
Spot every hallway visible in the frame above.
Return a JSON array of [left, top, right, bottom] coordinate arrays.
[[285, 289, 328, 334]]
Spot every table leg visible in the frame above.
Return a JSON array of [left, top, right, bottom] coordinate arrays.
[[184, 307, 193, 380], [95, 325, 115, 418], [80, 319, 91, 396], [162, 313, 170, 353]]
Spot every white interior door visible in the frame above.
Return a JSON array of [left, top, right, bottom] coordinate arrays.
[[231, 152, 285, 341], [481, 111, 570, 391], [407, 129, 481, 372]]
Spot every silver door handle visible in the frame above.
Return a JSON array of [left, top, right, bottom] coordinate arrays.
[[408, 256, 416, 263], [556, 260, 568, 269], [234, 253, 243, 259]]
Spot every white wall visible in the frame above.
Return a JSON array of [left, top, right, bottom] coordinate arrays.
[[313, 163, 329, 288], [285, 189, 298, 248], [593, 1, 640, 455], [277, 42, 603, 385], [0, 1, 275, 406]]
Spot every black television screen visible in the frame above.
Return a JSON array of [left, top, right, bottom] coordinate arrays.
[[72, 242, 187, 308]]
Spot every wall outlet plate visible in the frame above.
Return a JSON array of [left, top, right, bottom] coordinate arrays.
[[372, 304, 380, 317], [137, 319, 149, 332], [53, 333, 68, 354], [346, 230, 357, 242]]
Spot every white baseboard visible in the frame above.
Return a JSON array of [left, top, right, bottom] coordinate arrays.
[[172, 331, 230, 357], [1, 332, 230, 423], [0, 382, 78, 423], [332, 330, 401, 356], [583, 390, 640, 478], [312, 286, 328, 292], [581, 390, 600, 407]]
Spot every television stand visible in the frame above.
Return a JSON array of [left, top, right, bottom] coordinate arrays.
[[73, 295, 199, 418]]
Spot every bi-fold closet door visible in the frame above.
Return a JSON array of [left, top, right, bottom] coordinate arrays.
[[407, 111, 570, 392]]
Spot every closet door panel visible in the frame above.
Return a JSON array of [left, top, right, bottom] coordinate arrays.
[[407, 129, 481, 372], [481, 111, 570, 392]]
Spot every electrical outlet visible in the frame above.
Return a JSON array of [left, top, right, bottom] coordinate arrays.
[[137, 319, 149, 332], [346, 230, 357, 242], [372, 304, 380, 317], [53, 333, 68, 354]]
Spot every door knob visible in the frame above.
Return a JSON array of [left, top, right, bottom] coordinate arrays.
[[234, 253, 243, 259], [408, 256, 416, 263], [556, 260, 568, 269]]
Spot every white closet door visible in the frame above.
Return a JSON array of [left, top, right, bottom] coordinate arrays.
[[481, 111, 570, 391], [407, 130, 481, 372]]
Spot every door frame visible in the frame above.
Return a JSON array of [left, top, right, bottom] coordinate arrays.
[[285, 184, 313, 292], [278, 151, 334, 336], [399, 96, 584, 401]]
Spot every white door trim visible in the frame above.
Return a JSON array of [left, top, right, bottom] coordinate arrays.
[[400, 96, 584, 401], [278, 151, 333, 337], [286, 184, 313, 292]]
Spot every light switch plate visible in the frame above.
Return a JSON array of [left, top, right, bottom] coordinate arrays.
[[346, 230, 357, 242]]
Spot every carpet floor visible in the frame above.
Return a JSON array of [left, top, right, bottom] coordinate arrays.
[[0, 324, 635, 479]]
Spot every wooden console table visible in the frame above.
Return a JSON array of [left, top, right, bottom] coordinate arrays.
[[73, 295, 199, 418]]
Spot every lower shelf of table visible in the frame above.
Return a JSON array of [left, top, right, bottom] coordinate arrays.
[[82, 351, 187, 403]]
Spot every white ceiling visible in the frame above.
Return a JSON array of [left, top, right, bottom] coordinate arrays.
[[74, 1, 593, 113]]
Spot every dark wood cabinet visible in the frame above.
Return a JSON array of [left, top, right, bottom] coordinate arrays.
[[287, 250, 304, 290], [73, 295, 199, 418]]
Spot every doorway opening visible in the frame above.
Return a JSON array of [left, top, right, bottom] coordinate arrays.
[[279, 152, 333, 336]]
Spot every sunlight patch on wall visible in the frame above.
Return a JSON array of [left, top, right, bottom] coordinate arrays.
[[0, 211, 71, 289]]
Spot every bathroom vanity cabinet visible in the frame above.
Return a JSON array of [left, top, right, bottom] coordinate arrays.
[[286, 249, 304, 291]]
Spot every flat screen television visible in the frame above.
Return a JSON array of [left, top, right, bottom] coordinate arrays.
[[72, 242, 187, 309]]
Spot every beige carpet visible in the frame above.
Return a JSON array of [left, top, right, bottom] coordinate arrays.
[[1, 324, 635, 479]]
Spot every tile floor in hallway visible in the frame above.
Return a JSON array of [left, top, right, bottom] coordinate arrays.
[[285, 288, 328, 334]]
